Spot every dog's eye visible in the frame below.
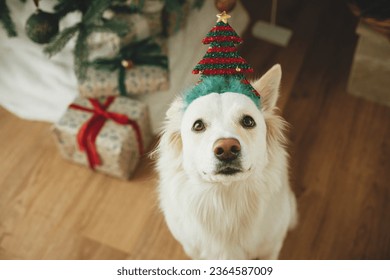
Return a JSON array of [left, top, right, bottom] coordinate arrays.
[[241, 115, 256, 129], [192, 119, 205, 132]]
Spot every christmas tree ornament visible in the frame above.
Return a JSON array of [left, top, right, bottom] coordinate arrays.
[[186, 11, 260, 107], [121, 59, 134, 69], [214, 0, 237, 13], [25, 0, 59, 44]]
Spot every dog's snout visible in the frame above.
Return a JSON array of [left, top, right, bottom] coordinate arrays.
[[213, 138, 241, 162]]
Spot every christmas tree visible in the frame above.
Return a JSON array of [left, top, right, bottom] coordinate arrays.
[[0, 0, 204, 82], [187, 11, 260, 107]]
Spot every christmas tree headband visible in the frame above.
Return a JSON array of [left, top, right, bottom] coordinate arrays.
[[184, 11, 260, 108]]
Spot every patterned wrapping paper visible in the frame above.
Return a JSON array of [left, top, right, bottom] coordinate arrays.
[[78, 65, 169, 98], [116, 12, 162, 48], [87, 0, 164, 60], [79, 36, 169, 98], [87, 32, 121, 60], [52, 96, 153, 179]]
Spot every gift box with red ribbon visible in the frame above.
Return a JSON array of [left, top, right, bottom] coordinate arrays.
[[52, 96, 152, 179]]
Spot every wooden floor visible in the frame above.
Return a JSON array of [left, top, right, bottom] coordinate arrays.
[[1, 0, 390, 259]]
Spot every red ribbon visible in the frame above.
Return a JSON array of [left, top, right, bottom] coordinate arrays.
[[69, 96, 143, 169]]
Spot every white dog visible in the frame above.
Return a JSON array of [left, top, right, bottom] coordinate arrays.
[[155, 64, 297, 259]]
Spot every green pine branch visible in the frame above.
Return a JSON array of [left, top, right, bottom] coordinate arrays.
[[0, 0, 17, 37], [164, 0, 186, 12], [164, 0, 204, 12], [92, 18, 129, 36], [74, 29, 89, 81], [192, 0, 205, 9], [55, 0, 91, 18], [110, 0, 144, 14], [45, 0, 130, 81], [83, 0, 112, 23], [44, 24, 81, 57]]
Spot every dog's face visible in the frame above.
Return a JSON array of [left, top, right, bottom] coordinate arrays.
[[181, 92, 267, 184], [158, 64, 283, 186]]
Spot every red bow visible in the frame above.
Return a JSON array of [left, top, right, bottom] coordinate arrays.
[[69, 96, 143, 169]]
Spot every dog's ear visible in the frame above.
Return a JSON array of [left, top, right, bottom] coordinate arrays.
[[252, 64, 282, 113], [152, 97, 184, 160]]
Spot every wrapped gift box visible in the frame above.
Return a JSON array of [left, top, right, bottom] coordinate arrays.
[[79, 65, 169, 98], [52, 96, 152, 179], [348, 21, 390, 107], [80, 37, 169, 98], [87, 32, 121, 61], [87, 0, 164, 60]]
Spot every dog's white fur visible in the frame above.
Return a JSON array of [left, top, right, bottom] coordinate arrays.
[[155, 65, 297, 259]]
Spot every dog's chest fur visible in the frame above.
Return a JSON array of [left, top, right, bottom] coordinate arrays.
[[194, 183, 262, 241], [159, 169, 286, 259]]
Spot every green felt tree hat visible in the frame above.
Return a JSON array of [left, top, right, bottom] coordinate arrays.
[[185, 11, 261, 108]]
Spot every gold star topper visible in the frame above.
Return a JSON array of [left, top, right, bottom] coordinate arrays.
[[216, 11, 231, 23]]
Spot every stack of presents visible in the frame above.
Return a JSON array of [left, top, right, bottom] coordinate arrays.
[[52, 0, 200, 179]]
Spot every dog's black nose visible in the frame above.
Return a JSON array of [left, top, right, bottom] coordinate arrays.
[[213, 138, 241, 162]]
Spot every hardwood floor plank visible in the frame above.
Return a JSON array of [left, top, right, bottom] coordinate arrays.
[[278, 0, 390, 259], [1, 213, 128, 259], [126, 210, 189, 260], [241, 0, 333, 112]]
